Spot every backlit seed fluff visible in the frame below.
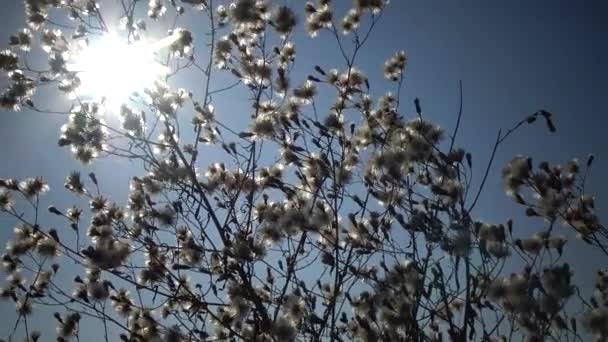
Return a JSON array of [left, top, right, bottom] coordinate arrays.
[[168, 29, 193, 57], [251, 114, 276, 138], [273, 6, 297, 35], [384, 50, 407, 81], [216, 5, 228, 23], [273, 314, 297, 341], [7, 271, 25, 287], [293, 80, 317, 104], [16, 297, 32, 316], [56, 313, 81, 337], [64, 171, 85, 194], [36, 237, 59, 257], [230, 0, 259, 24], [0, 50, 19, 71], [18, 177, 49, 198], [9, 28, 32, 51], [0, 190, 12, 210], [87, 281, 109, 301], [582, 308, 608, 337], [502, 156, 532, 195], [148, 0, 167, 19], [354, 0, 387, 13], [342, 8, 361, 35]]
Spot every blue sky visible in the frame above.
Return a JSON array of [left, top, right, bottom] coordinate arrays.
[[0, 0, 607, 339]]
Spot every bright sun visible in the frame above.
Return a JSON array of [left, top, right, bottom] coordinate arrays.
[[69, 33, 169, 108]]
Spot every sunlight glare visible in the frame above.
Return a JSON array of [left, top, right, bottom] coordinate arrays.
[[70, 33, 169, 109]]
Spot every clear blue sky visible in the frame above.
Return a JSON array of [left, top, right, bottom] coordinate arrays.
[[0, 0, 606, 339]]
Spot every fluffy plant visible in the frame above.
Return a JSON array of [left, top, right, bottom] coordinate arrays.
[[0, 0, 606, 341]]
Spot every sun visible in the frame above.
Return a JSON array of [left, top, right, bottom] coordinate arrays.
[[69, 33, 169, 109]]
